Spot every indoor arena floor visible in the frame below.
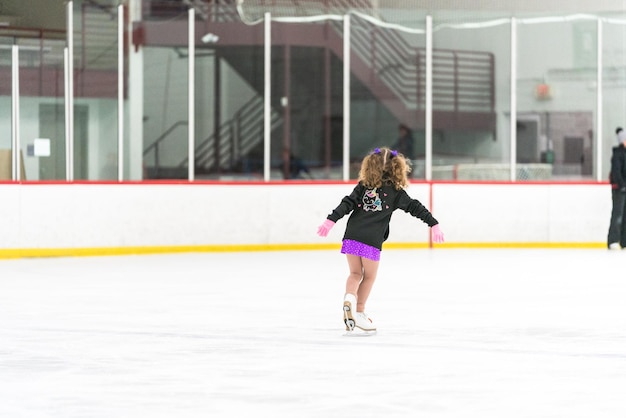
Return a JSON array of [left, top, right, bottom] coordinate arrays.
[[1, 249, 625, 418]]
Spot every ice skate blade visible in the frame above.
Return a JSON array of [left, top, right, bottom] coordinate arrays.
[[344, 318, 355, 331], [343, 329, 377, 337], [343, 302, 355, 331]]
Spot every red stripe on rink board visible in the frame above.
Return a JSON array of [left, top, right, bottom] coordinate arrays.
[[0, 180, 611, 186]]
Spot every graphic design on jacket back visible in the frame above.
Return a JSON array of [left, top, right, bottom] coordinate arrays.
[[362, 188, 383, 212]]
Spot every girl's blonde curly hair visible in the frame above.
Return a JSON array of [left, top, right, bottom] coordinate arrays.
[[358, 147, 412, 190]]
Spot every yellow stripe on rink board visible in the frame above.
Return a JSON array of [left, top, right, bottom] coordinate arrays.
[[0, 241, 608, 259], [439, 242, 607, 249], [0, 243, 342, 259]]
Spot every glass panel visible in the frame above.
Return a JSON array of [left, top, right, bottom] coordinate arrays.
[[221, 43, 266, 181], [517, 17, 597, 181], [143, 11, 189, 180], [142, 1, 269, 181], [3, 27, 67, 181], [602, 19, 626, 182], [0, 36, 12, 180], [202, 40, 266, 181], [269, 43, 288, 181], [349, 13, 426, 180], [74, 2, 120, 181], [269, 21, 343, 181], [431, 17, 509, 181], [191, 1, 266, 181]]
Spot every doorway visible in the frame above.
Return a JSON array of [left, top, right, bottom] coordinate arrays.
[[516, 116, 540, 163], [563, 136, 585, 175]]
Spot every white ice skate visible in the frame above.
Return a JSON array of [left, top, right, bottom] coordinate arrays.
[[343, 294, 377, 336], [355, 312, 376, 332], [344, 312, 377, 336]]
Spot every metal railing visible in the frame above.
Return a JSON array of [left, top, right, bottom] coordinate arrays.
[[348, 16, 495, 113], [143, 120, 189, 177], [177, 95, 283, 174]]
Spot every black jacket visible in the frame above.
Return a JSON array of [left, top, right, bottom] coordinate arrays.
[[326, 181, 438, 250], [610, 144, 626, 190]]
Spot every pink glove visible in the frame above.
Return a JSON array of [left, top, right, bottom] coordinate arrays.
[[317, 219, 335, 237], [431, 224, 444, 243]]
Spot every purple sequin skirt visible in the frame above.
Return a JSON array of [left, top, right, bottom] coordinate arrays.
[[341, 239, 381, 261]]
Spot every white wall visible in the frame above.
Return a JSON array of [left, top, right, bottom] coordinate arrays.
[[0, 182, 611, 257]]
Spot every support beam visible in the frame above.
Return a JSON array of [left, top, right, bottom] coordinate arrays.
[[188, 7, 195, 181], [510, 17, 517, 182], [596, 18, 603, 182], [118, 4, 125, 181], [11, 45, 20, 181], [343, 14, 350, 182], [66, 1, 74, 181], [264, 13, 271, 181], [425, 15, 432, 181]]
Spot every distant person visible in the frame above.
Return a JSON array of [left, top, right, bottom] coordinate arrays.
[[316, 146, 444, 334], [392, 124, 415, 160], [607, 127, 626, 249], [280, 148, 313, 179]]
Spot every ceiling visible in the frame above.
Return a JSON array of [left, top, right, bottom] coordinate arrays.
[[3, 0, 626, 33], [1, 0, 118, 31]]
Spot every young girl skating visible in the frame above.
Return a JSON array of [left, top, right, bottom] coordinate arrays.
[[317, 147, 444, 332]]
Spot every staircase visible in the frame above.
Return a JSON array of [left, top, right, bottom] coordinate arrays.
[[180, 95, 283, 176]]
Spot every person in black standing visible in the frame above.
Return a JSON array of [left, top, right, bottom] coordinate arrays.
[[280, 148, 313, 180], [607, 127, 626, 249], [392, 124, 415, 161]]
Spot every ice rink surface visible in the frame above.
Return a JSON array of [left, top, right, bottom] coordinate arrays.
[[1, 248, 625, 418]]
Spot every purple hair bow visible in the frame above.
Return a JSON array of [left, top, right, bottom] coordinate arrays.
[[370, 147, 398, 157]]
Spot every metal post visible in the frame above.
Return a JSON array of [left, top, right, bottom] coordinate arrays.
[[66, 1, 74, 181], [596, 18, 603, 182], [64, 47, 71, 179], [510, 17, 517, 182], [425, 15, 433, 181], [11, 45, 20, 181], [343, 13, 350, 181], [324, 46, 331, 177], [118, 4, 124, 181], [188, 7, 195, 181], [264, 12, 271, 181]]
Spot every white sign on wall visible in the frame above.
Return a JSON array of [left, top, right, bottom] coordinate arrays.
[[33, 138, 51, 157]]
